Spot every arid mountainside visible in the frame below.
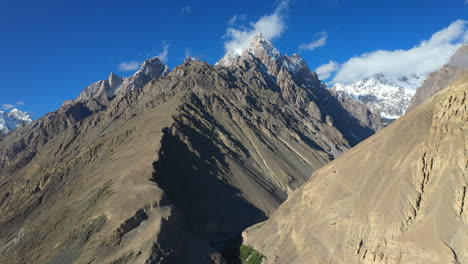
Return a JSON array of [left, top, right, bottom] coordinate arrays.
[[243, 75, 468, 263], [0, 36, 381, 263], [408, 44, 468, 111]]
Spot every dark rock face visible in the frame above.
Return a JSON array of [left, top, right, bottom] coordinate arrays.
[[0, 38, 381, 263], [408, 45, 468, 111]]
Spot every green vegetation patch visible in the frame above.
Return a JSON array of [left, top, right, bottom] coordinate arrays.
[[239, 244, 266, 264]]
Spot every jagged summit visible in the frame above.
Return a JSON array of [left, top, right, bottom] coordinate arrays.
[[248, 33, 281, 60], [135, 56, 170, 77], [217, 33, 317, 91], [75, 56, 170, 103], [217, 33, 281, 67]]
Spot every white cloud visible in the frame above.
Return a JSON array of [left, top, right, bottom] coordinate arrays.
[[16, 101, 25, 106], [315, 61, 339, 80], [223, 0, 290, 55], [119, 61, 141, 71], [318, 20, 468, 83], [185, 48, 192, 58], [228, 15, 246, 26], [181, 5, 192, 14], [1, 104, 14, 110], [119, 44, 170, 71], [299, 32, 328, 51], [157, 44, 170, 62]]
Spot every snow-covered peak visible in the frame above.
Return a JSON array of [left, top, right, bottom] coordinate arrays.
[[8, 108, 33, 122], [136, 56, 170, 77], [0, 108, 33, 134], [216, 35, 320, 89], [332, 73, 425, 119], [248, 33, 281, 60], [217, 33, 281, 67]]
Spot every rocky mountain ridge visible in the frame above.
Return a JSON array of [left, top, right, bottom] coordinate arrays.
[[67, 56, 170, 106], [0, 35, 381, 264]]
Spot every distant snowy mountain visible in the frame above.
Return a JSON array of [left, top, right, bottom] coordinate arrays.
[[0, 108, 33, 134], [332, 73, 425, 119]]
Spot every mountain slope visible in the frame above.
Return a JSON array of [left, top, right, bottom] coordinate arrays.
[[243, 74, 468, 263], [0, 37, 380, 263], [408, 44, 468, 111], [0, 108, 32, 134]]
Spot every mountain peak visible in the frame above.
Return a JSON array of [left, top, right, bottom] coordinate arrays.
[[248, 34, 281, 60], [76, 56, 170, 103], [137, 56, 170, 76], [217, 34, 281, 67], [108, 72, 119, 80], [0, 108, 32, 134]]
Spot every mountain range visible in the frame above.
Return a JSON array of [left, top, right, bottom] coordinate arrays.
[[331, 44, 468, 120], [0, 32, 466, 264], [332, 73, 423, 119], [0, 34, 382, 264]]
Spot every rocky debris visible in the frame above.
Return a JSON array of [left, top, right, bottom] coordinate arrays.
[[408, 45, 468, 111], [242, 74, 468, 264]]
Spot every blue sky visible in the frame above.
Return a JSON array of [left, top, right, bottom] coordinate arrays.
[[1, 0, 467, 118]]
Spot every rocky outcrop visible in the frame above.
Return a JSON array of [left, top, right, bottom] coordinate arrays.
[[242, 74, 468, 264], [408, 45, 468, 111]]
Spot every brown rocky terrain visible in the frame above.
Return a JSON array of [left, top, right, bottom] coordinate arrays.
[[0, 36, 381, 263], [243, 74, 468, 264], [408, 44, 468, 111]]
